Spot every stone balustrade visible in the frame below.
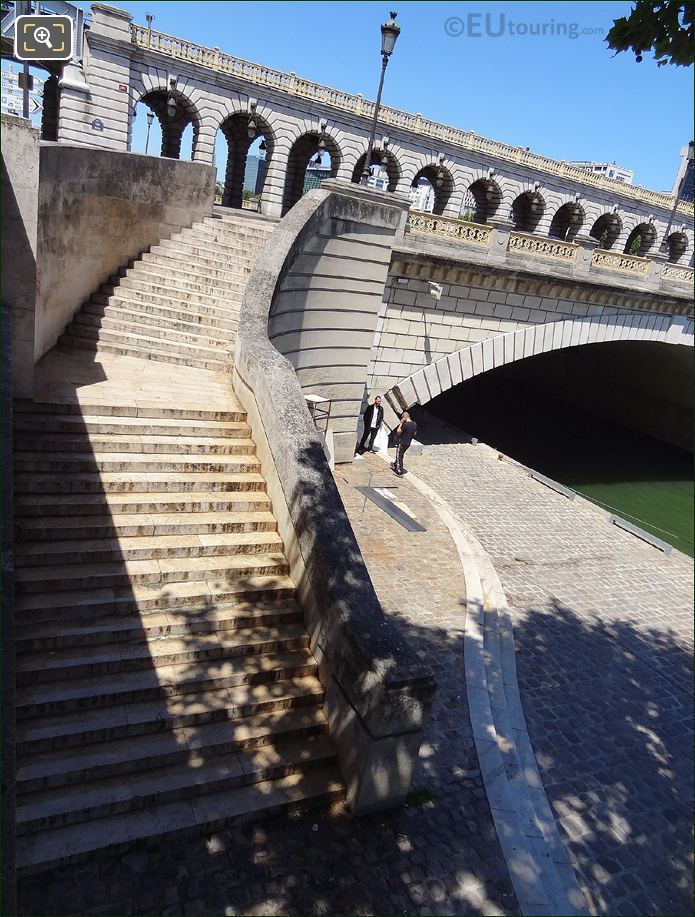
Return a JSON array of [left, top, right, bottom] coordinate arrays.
[[508, 232, 579, 263], [591, 248, 652, 276], [661, 263, 695, 285], [407, 211, 492, 247]]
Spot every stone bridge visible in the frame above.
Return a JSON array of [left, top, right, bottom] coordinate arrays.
[[42, 4, 693, 263]]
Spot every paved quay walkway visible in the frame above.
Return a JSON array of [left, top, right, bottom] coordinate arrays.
[[18, 443, 518, 916], [407, 419, 693, 917]]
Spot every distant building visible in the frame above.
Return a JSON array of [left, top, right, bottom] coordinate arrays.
[[409, 178, 435, 212], [672, 143, 694, 203], [366, 166, 390, 192], [1, 62, 44, 118], [244, 155, 267, 194], [303, 164, 331, 193], [570, 160, 634, 184]]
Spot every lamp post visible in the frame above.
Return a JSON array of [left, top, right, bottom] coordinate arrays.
[[145, 110, 154, 154], [361, 11, 401, 186]]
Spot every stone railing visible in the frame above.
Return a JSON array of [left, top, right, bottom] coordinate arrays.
[[591, 248, 652, 276], [407, 210, 492, 246], [130, 23, 693, 219], [661, 263, 695, 285], [508, 232, 579, 263]]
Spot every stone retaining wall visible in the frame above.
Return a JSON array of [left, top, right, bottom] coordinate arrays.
[[233, 185, 436, 814]]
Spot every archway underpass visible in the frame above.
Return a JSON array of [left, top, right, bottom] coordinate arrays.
[[418, 340, 694, 556]]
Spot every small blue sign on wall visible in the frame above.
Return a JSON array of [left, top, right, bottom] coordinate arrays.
[[91, 118, 104, 132]]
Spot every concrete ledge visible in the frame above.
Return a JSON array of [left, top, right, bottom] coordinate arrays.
[[233, 187, 436, 814]]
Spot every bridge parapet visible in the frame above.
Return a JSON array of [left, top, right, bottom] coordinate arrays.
[[404, 210, 694, 298]]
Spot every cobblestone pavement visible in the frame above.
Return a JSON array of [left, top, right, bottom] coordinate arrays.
[[409, 422, 694, 917], [18, 453, 519, 917]]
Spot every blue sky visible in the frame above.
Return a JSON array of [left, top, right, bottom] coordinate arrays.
[[19, 1, 695, 190]]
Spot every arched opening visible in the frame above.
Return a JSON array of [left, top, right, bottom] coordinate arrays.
[[40, 72, 60, 141], [281, 132, 340, 216], [410, 165, 453, 215], [421, 340, 693, 553], [218, 112, 274, 210], [549, 202, 584, 241], [135, 88, 199, 160], [466, 178, 502, 223], [589, 213, 622, 249], [511, 191, 545, 233], [624, 222, 657, 256], [351, 148, 400, 192], [666, 232, 688, 263]]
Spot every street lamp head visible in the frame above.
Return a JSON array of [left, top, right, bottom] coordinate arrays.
[[247, 118, 257, 140], [381, 11, 400, 57], [166, 98, 177, 118], [145, 12, 153, 27], [146, 110, 154, 126]]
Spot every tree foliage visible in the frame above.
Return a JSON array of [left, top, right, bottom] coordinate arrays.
[[606, 1, 694, 66]]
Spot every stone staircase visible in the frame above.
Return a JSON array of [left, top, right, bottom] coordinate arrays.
[[58, 210, 271, 371], [13, 210, 343, 874]]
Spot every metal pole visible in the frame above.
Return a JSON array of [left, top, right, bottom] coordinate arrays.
[[22, 62, 30, 119], [145, 121, 151, 155], [361, 54, 389, 185]]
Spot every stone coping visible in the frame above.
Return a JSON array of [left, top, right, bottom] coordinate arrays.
[[233, 185, 435, 741]]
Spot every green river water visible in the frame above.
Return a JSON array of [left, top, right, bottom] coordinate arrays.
[[430, 378, 694, 557]]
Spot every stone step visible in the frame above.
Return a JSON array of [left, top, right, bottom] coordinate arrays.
[[14, 433, 254, 456], [16, 674, 318, 755], [156, 236, 265, 263], [16, 529, 285, 566], [77, 302, 237, 340], [114, 270, 245, 299], [16, 511, 278, 543], [206, 211, 276, 234], [15, 551, 290, 593], [15, 599, 302, 655], [14, 490, 271, 518], [13, 400, 247, 422], [16, 645, 314, 721], [60, 322, 230, 360], [57, 338, 229, 373], [13, 411, 249, 438], [17, 703, 326, 794], [137, 251, 251, 283], [15, 575, 296, 623], [68, 313, 233, 352], [16, 621, 309, 685], [98, 279, 243, 311], [17, 732, 335, 836], [84, 298, 240, 333], [14, 449, 260, 474], [16, 761, 342, 874], [14, 470, 267, 495]]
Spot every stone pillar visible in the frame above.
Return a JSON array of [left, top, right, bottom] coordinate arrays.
[[574, 234, 598, 279], [259, 148, 289, 218], [268, 179, 410, 462], [645, 249, 668, 291], [488, 216, 514, 265], [61, 4, 133, 150]]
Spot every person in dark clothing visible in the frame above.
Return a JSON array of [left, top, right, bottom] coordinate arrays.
[[391, 411, 417, 476], [357, 396, 384, 454]]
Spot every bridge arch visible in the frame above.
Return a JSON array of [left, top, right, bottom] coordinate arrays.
[[624, 221, 657, 256], [666, 231, 689, 263], [589, 212, 623, 249], [351, 145, 401, 191], [465, 177, 504, 223], [511, 189, 546, 233], [218, 110, 275, 210], [410, 163, 455, 214], [131, 85, 201, 160], [548, 200, 585, 241], [384, 312, 693, 415], [281, 129, 342, 216]]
